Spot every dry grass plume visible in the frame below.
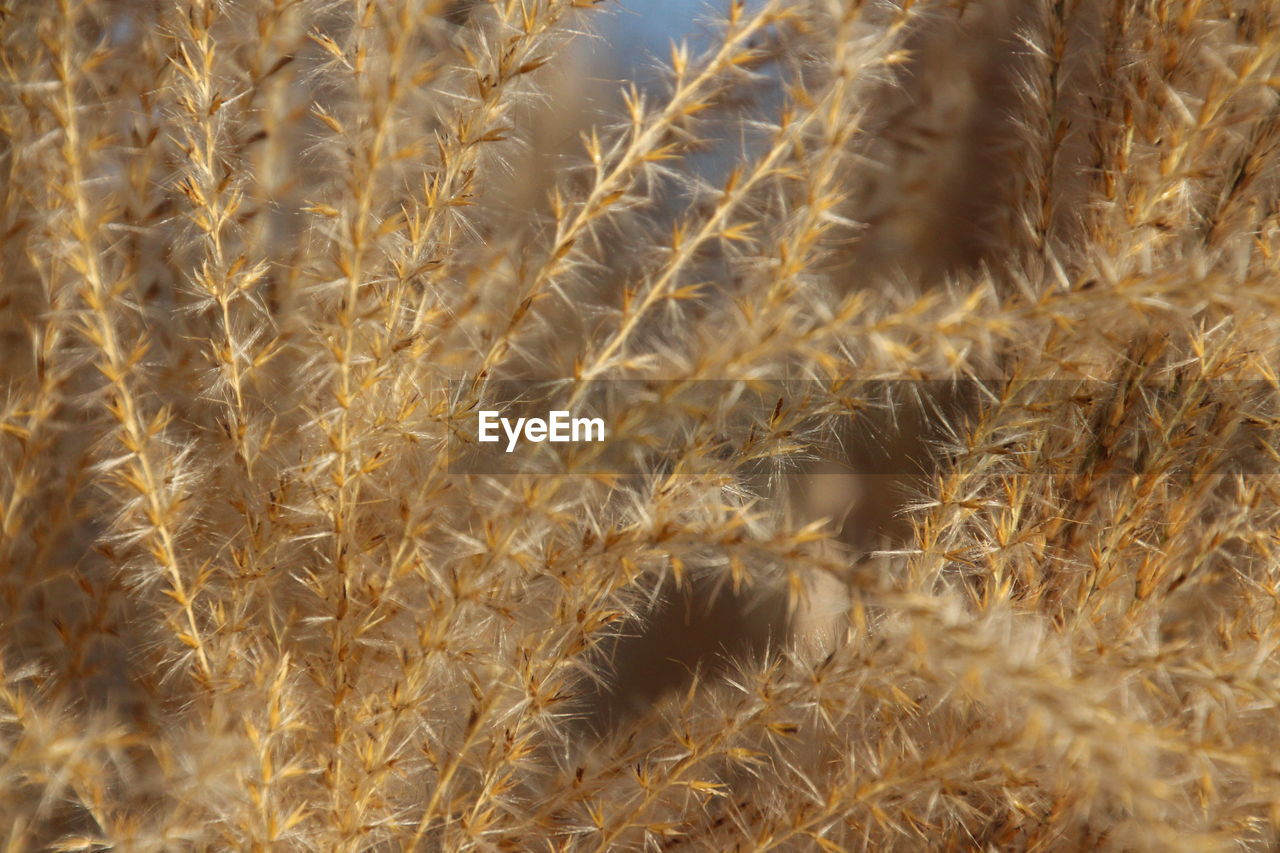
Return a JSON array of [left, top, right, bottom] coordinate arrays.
[[4, 0, 1280, 849]]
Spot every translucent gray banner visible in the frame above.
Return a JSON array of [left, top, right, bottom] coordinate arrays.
[[444, 379, 1280, 477]]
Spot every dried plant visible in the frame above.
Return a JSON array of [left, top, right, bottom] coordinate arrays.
[[4, 0, 1280, 849]]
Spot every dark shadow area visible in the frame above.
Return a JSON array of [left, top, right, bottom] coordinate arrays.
[[575, 572, 788, 735]]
